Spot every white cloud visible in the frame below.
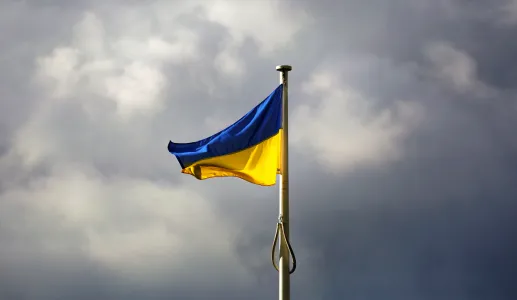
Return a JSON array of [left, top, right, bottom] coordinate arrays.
[[204, 0, 310, 77], [424, 41, 495, 97], [204, 0, 308, 54], [72, 11, 105, 57], [291, 69, 423, 173], [34, 0, 308, 114], [213, 42, 246, 78], [35, 47, 81, 99], [425, 42, 478, 92], [104, 61, 166, 117], [0, 164, 245, 284], [8, 104, 57, 167], [35, 11, 200, 118]]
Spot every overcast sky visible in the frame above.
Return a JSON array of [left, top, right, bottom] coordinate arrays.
[[1, 0, 517, 299]]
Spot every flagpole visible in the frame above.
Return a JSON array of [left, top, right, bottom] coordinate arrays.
[[277, 64, 292, 300]]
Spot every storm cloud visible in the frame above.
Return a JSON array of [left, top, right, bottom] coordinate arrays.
[[1, 0, 517, 299]]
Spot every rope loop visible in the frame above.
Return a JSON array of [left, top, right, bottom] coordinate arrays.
[[271, 214, 297, 274]]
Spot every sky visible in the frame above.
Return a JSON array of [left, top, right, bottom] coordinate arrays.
[[1, 0, 517, 299]]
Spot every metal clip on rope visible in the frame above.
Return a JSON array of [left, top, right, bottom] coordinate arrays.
[[271, 215, 297, 274]]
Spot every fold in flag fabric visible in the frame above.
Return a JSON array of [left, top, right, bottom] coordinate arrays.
[[167, 84, 283, 186]]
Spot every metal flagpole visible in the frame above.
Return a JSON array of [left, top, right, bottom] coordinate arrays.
[[277, 64, 292, 300]]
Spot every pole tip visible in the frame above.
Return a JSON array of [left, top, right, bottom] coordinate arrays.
[[276, 65, 292, 72]]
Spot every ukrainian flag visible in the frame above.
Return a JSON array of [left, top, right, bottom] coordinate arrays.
[[167, 84, 283, 186]]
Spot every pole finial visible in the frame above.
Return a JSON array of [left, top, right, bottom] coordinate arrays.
[[276, 65, 292, 72]]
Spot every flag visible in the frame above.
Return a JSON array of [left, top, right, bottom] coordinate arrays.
[[167, 84, 283, 186]]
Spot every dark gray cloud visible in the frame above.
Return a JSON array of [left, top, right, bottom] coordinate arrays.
[[1, 0, 517, 299]]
